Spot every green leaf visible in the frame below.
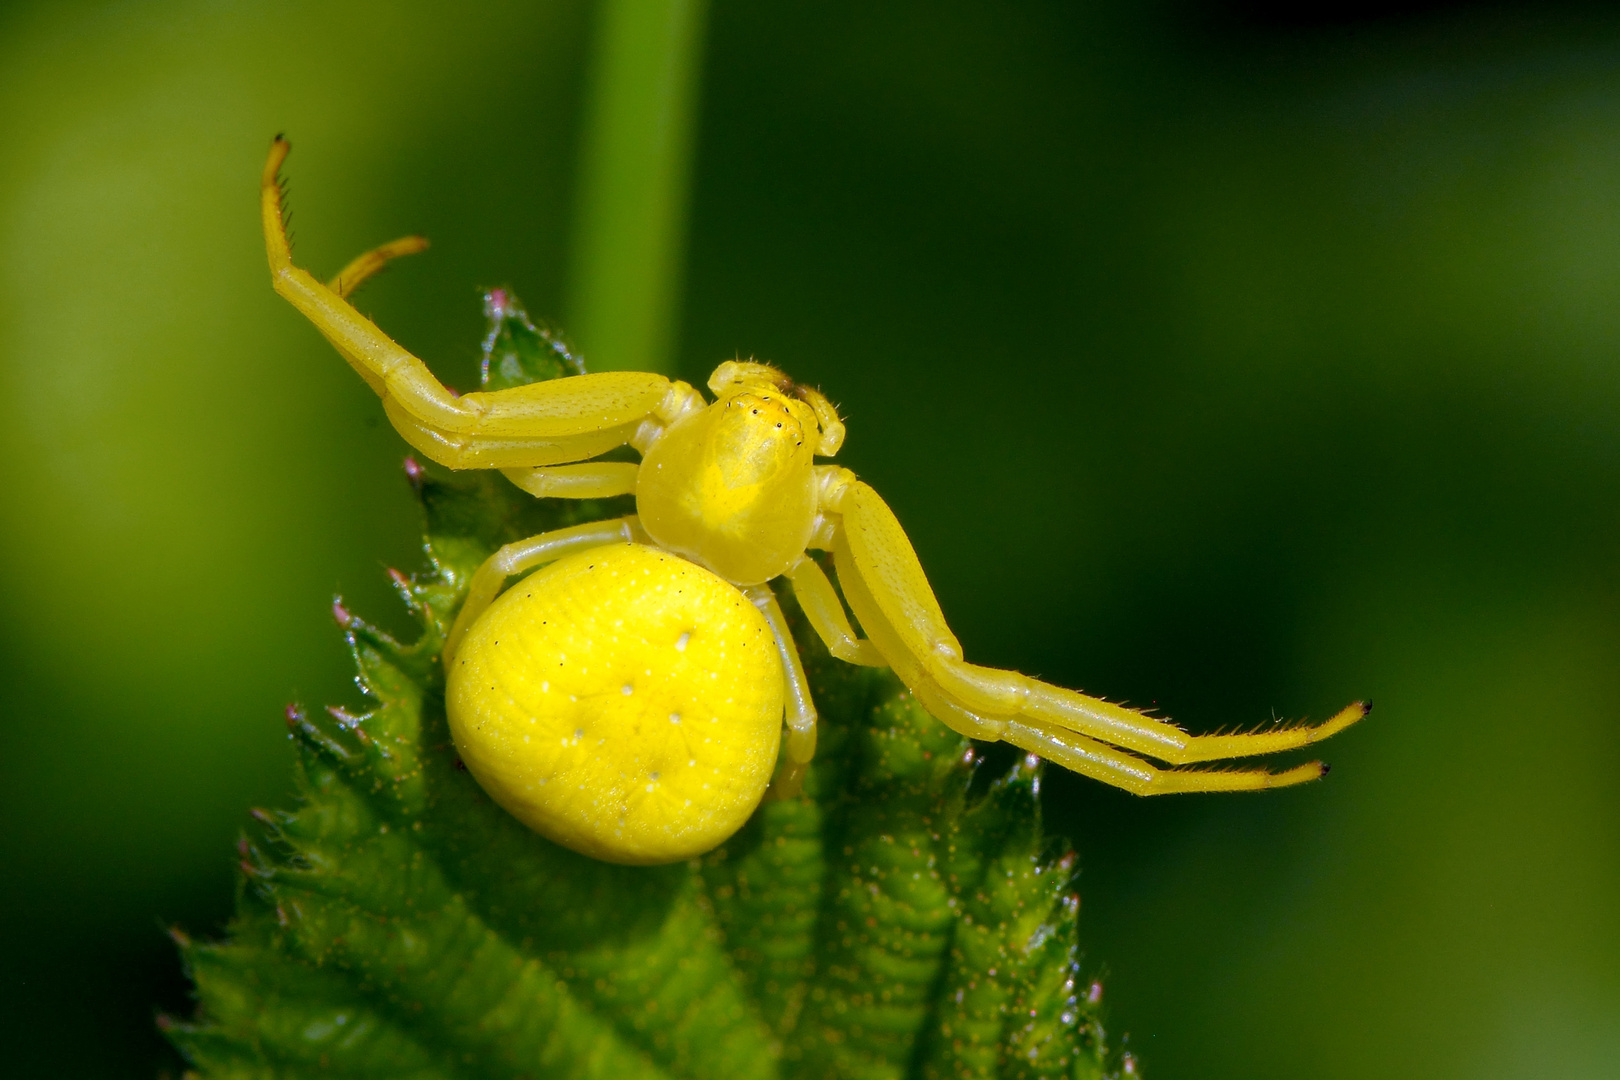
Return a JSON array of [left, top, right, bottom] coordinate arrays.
[[479, 289, 585, 391], [166, 291, 1118, 1079]]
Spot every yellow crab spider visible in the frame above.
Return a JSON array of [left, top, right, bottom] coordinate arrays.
[[262, 137, 1367, 865]]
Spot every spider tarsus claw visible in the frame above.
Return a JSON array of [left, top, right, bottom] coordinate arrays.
[[1361, 699, 1374, 716], [1319, 762, 1331, 776], [402, 455, 425, 487], [332, 598, 352, 627]]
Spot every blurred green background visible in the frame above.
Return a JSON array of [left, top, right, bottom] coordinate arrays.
[[3, 1, 1619, 1076]]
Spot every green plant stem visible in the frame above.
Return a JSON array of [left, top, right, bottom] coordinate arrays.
[[566, 0, 708, 373]]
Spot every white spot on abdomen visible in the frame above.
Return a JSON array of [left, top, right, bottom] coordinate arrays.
[[675, 632, 690, 652]]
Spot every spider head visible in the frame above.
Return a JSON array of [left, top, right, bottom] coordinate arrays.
[[707, 361, 844, 457], [636, 363, 836, 584]]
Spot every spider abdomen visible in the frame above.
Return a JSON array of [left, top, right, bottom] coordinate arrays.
[[445, 544, 785, 864]]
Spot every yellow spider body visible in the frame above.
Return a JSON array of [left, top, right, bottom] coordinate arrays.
[[637, 377, 831, 586], [448, 545, 783, 864], [263, 137, 1367, 866]]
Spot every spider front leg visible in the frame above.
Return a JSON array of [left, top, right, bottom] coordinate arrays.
[[326, 235, 431, 299], [262, 136, 692, 472], [499, 463, 641, 499], [819, 472, 1367, 792], [830, 540, 1326, 794]]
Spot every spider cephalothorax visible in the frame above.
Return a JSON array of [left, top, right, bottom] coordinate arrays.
[[262, 136, 1366, 865], [636, 361, 839, 587]]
